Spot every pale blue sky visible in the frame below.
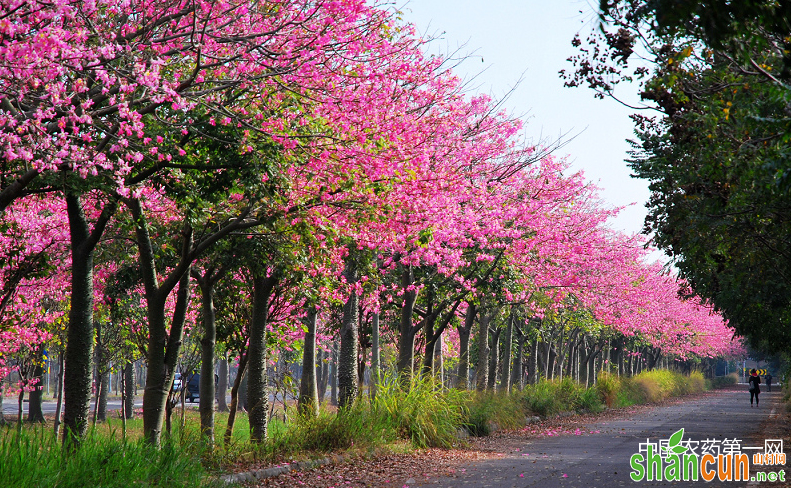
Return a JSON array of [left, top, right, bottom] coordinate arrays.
[[401, 1, 652, 238]]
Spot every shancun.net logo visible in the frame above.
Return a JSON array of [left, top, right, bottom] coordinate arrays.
[[630, 428, 786, 482]]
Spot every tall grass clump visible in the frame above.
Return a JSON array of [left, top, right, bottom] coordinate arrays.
[[465, 392, 525, 436], [597, 370, 708, 408], [0, 427, 217, 488], [708, 373, 738, 389], [371, 375, 469, 448], [596, 373, 620, 407], [262, 375, 469, 454], [523, 378, 604, 416], [263, 406, 397, 457]]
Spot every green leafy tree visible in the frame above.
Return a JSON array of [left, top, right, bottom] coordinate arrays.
[[564, 0, 791, 352]]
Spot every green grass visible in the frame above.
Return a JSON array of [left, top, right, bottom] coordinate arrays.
[[0, 425, 219, 488], [521, 377, 605, 417]]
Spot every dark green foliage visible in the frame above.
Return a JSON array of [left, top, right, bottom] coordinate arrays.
[[565, 0, 791, 353], [708, 373, 739, 389]]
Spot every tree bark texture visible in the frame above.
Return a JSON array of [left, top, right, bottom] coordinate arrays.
[[96, 371, 109, 422], [433, 333, 443, 385], [338, 258, 359, 408], [514, 330, 526, 390], [455, 304, 476, 390], [475, 307, 492, 392], [132, 196, 193, 446], [195, 266, 223, 444], [317, 348, 329, 403], [26, 347, 45, 423], [63, 194, 97, 448], [502, 310, 514, 393], [370, 312, 381, 399], [330, 338, 338, 406], [396, 264, 419, 380], [217, 358, 229, 413], [247, 274, 277, 443], [224, 354, 247, 446], [123, 362, 134, 419], [487, 327, 501, 391], [298, 306, 319, 417], [530, 339, 539, 385], [54, 354, 65, 436]]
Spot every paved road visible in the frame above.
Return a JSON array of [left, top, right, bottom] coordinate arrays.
[[2, 398, 144, 416], [435, 387, 782, 488], [1, 395, 236, 416]]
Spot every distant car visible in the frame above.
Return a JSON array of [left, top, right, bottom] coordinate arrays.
[[186, 374, 200, 402], [172, 373, 183, 393], [184, 373, 219, 402]]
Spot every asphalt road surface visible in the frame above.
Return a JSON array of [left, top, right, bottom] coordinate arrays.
[[1, 394, 244, 416], [435, 387, 782, 488], [2, 398, 144, 416]]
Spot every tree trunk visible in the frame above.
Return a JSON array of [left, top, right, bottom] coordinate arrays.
[[573, 342, 580, 382], [547, 343, 557, 380], [502, 310, 514, 393], [53, 354, 65, 436], [238, 368, 248, 411], [0, 384, 5, 426], [513, 330, 525, 390], [129, 197, 194, 447], [93, 319, 109, 425], [224, 354, 247, 446], [370, 312, 381, 399], [475, 307, 492, 392], [487, 327, 501, 391], [396, 264, 419, 380], [298, 306, 319, 417], [141, 271, 191, 446], [455, 304, 475, 389], [96, 370, 109, 422], [17, 389, 24, 425], [26, 347, 45, 423], [217, 358, 229, 413], [530, 340, 539, 385], [63, 194, 98, 448], [195, 267, 222, 445], [338, 259, 359, 408], [318, 348, 329, 403], [433, 333, 444, 385], [247, 274, 277, 443], [579, 338, 590, 387], [330, 338, 338, 406], [123, 362, 135, 419], [120, 365, 128, 439], [420, 313, 438, 377]]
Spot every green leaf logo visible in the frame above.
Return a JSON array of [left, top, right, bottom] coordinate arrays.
[[664, 428, 687, 455]]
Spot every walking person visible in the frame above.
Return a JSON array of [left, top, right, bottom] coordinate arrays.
[[766, 372, 773, 392], [749, 369, 761, 407]]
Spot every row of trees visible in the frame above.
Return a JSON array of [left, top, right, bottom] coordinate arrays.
[[0, 0, 741, 450]]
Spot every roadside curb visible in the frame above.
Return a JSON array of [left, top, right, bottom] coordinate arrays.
[[220, 454, 347, 484]]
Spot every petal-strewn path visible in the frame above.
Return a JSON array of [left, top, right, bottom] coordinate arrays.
[[433, 387, 782, 488], [250, 387, 786, 488]]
